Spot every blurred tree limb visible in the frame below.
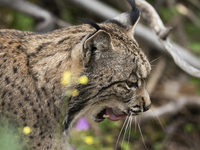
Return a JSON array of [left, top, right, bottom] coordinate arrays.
[[0, 0, 70, 32], [0, 0, 200, 78], [142, 96, 200, 119], [135, 0, 200, 78]]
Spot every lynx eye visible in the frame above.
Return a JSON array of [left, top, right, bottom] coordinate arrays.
[[126, 80, 138, 88]]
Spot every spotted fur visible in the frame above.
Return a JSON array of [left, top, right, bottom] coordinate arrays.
[[0, 0, 151, 149]]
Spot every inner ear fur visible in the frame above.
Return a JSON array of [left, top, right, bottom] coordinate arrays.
[[82, 30, 112, 64], [84, 30, 112, 50]]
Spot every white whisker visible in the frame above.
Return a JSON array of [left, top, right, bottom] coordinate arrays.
[[150, 56, 161, 64], [121, 114, 131, 150], [126, 114, 133, 150], [138, 122, 148, 150], [150, 109, 166, 132], [84, 107, 93, 118], [135, 116, 137, 132], [115, 115, 129, 150]]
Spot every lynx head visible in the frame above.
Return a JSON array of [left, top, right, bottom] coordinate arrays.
[[63, 0, 151, 132]]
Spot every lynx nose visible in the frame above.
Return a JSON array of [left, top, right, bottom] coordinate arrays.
[[143, 103, 151, 112], [142, 93, 151, 112]]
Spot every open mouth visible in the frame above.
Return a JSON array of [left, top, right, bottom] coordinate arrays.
[[95, 107, 126, 122]]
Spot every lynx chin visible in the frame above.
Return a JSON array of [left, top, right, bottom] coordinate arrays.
[[0, 0, 151, 149]]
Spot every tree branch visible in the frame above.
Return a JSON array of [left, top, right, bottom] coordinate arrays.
[[142, 96, 200, 120], [0, 0, 56, 32], [135, 0, 200, 78]]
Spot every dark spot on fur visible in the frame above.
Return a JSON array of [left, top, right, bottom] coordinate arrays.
[[37, 143, 41, 147], [54, 111, 57, 117], [108, 77, 112, 82], [9, 92, 12, 96], [5, 77, 10, 84], [11, 83, 15, 87], [33, 108, 37, 112], [14, 111, 18, 115], [16, 45, 21, 49], [10, 97, 13, 101], [33, 124, 37, 128], [58, 37, 70, 45], [37, 45, 43, 52], [3, 59, 7, 62], [19, 88, 24, 95], [1, 101, 5, 106], [41, 87, 47, 96], [13, 67, 18, 74], [20, 89, 24, 95], [21, 116, 26, 121], [1, 90, 7, 98], [64, 47, 71, 51], [3, 53, 7, 57], [18, 103, 22, 107], [30, 102, 34, 106], [36, 90, 41, 98], [0, 46, 6, 49], [49, 135, 52, 139], [56, 61, 62, 68], [133, 57, 135, 62]]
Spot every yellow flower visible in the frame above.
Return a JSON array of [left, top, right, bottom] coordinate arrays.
[[23, 126, 31, 135], [78, 75, 88, 85], [61, 71, 71, 85], [71, 89, 79, 97], [84, 136, 93, 145]]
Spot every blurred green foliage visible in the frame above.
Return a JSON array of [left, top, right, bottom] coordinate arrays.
[[0, 116, 25, 150], [69, 119, 120, 150], [190, 77, 200, 95], [12, 11, 34, 31], [0, 125, 22, 150], [160, 7, 178, 22], [184, 123, 194, 133]]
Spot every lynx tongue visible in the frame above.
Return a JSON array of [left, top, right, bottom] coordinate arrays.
[[106, 108, 126, 121]]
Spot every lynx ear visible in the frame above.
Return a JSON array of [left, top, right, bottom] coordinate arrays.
[[82, 30, 112, 65], [106, 0, 140, 36]]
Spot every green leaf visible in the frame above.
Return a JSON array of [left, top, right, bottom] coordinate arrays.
[[184, 123, 194, 132], [12, 11, 34, 31], [189, 42, 200, 54]]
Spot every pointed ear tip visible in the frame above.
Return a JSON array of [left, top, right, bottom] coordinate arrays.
[[95, 30, 111, 37], [84, 30, 111, 45], [127, 0, 137, 10]]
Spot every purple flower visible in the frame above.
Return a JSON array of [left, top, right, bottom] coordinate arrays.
[[75, 117, 89, 131]]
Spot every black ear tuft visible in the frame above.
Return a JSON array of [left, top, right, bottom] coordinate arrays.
[[81, 18, 101, 31], [104, 0, 140, 34], [127, 0, 140, 26], [127, 0, 137, 11]]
